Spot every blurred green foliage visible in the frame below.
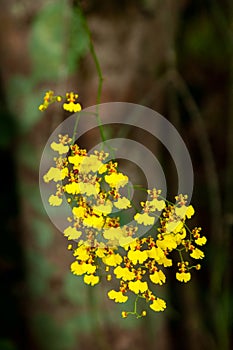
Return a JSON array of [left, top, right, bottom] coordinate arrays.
[[7, 0, 89, 133]]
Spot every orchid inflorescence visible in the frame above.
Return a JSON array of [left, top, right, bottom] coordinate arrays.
[[40, 91, 206, 318]]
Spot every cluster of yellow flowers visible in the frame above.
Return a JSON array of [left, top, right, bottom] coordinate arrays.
[[39, 91, 81, 112], [41, 91, 207, 318]]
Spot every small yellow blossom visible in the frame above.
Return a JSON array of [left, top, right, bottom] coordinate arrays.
[[103, 227, 122, 240], [71, 261, 96, 275], [190, 248, 204, 259], [119, 236, 135, 247], [166, 221, 183, 234], [114, 197, 131, 210], [50, 142, 69, 155], [150, 298, 166, 312], [195, 236, 207, 246], [134, 212, 155, 226], [38, 90, 55, 111], [83, 215, 104, 229], [114, 266, 135, 281], [121, 311, 128, 318], [63, 92, 81, 112], [128, 280, 148, 294], [70, 261, 84, 275], [48, 195, 62, 206], [68, 154, 85, 167], [150, 198, 165, 211], [79, 155, 103, 174], [84, 274, 99, 286], [105, 173, 128, 189], [73, 246, 89, 261], [156, 236, 177, 250], [128, 249, 148, 264], [102, 253, 123, 266], [175, 205, 194, 219], [72, 206, 87, 219], [157, 255, 173, 267], [43, 167, 64, 182], [93, 201, 113, 216], [96, 247, 106, 258], [65, 182, 80, 195], [63, 101, 81, 112], [79, 182, 100, 197], [98, 164, 108, 174], [176, 271, 191, 282], [64, 226, 82, 240], [150, 270, 166, 285], [147, 246, 164, 261], [108, 290, 128, 303]]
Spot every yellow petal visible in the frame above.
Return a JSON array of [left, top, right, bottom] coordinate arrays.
[[63, 102, 81, 112], [150, 298, 166, 312], [43, 167, 63, 182], [134, 213, 155, 226], [114, 266, 135, 281], [79, 155, 103, 174], [147, 246, 164, 261], [83, 215, 104, 229], [156, 237, 177, 250], [65, 182, 80, 194], [73, 246, 89, 261], [128, 249, 148, 264], [64, 226, 82, 240], [71, 261, 84, 275], [190, 248, 204, 259], [175, 205, 194, 219], [195, 236, 207, 246], [108, 290, 128, 303], [68, 154, 85, 167], [50, 142, 69, 155], [93, 201, 112, 215], [128, 280, 148, 294], [149, 270, 166, 285], [84, 274, 99, 286], [150, 199, 165, 211], [176, 272, 191, 282], [72, 206, 86, 219], [102, 253, 123, 266], [105, 173, 128, 189], [48, 195, 62, 206], [114, 197, 131, 209]]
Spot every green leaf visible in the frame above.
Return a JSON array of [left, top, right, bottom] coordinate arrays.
[[17, 142, 39, 170], [29, 2, 89, 79], [63, 272, 87, 305], [7, 76, 42, 132], [20, 183, 46, 216], [32, 313, 78, 350], [30, 2, 89, 79], [66, 314, 93, 333], [31, 218, 54, 248], [26, 250, 55, 297], [29, 2, 67, 80], [67, 8, 90, 73]]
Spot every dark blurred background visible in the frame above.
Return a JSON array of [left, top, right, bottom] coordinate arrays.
[[0, 0, 232, 349]]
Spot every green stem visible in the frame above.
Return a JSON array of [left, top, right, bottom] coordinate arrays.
[[89, 39, 103, 107], [80, 7, 106, 142]]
